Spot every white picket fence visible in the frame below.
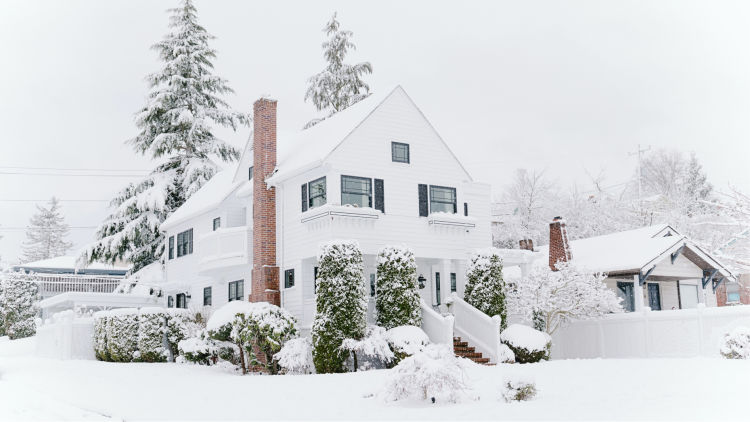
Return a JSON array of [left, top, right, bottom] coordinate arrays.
[[35, 311, 95, 360], [551, 304, 750, 359]]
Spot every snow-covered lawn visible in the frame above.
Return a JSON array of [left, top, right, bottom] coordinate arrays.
[[1, 337, 748, 421]]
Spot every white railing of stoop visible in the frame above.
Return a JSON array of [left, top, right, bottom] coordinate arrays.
[[448, 293, 502, 363], [420, 299, 454, 345]]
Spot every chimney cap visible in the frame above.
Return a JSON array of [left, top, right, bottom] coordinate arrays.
[[553, 216, 563, 221], [254, 96, 278, 105]]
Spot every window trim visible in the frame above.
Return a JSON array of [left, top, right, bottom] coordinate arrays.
[[168, 236, 174, 260], [213, 217, 221, 231], [308, 177, 327, 209], [203, 286, 212, 306], [284, 269, 295, 289], [429, 185, 457, 214], [450, 273, 457, 293], [176, 228, 193, 258], [341, 175, 373, 208], [176, 293, 187, 309], [228, 280, 244, 302], [391, 142, 410, 163]]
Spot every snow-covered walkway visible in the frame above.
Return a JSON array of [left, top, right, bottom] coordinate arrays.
[[1, 336, 748, 421]]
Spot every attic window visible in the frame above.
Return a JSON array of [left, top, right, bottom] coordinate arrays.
[[392, 142, 410, 163]]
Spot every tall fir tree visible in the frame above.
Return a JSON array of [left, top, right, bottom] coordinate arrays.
[[80, 0, 248, 271], [20, 197, 72, 263], [375, 246, 422, 330], [304, 12, 372, 128], [464, 249, 508, 330], [312, 240, 367, 373]]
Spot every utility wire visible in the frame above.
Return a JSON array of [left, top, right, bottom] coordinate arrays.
[[0, 199, 110, 202], [0, 171, 146, 177], [0, 166, 150, 172]]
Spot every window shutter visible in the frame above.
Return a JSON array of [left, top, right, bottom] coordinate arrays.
[[464, 202, 468, 216], [374, 179, 385, 213], [418, 184, 428, 217], [301, 183, 308, 212], [188, 229, 193, 254]]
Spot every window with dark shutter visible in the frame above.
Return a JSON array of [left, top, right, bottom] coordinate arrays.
[[301, 183, 308, 212], [464, 202, 468, 216], [285, 269, 295, 289], [429, 186, 457, 214], [418, 184, 428, 217], [228, 280, 243, 302], [213, 217, 221, 231], [167, 296, 174, 308], [341, 176, 372, 208], [248, 166, 253, 180], [176, 229, 193, 257], [450, 273, 457, 292], [374, 179, 384, 213], [308, 177, 326, 208], [168, 236, 174, 259], [203, 287, 212, 306]]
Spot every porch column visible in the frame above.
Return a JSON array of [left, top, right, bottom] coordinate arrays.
[[633, 274, 645, 312]]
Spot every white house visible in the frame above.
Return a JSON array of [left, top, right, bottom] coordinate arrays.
[[159, 86, 492, 338], [499, 218, 738, 312]]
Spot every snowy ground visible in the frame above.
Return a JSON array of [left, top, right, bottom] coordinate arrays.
[[1, 337, 749, 421]]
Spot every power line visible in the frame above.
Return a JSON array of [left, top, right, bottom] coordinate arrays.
[[0, 199, 110, 202], [0, 166, 150, 172], [0, 171, 146, 177], [0, 226, 98, 231]]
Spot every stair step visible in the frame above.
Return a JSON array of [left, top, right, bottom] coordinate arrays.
[[457, 352, 483, 359], [453, 342, 468, 348], [452, 336, 493, 365], [453, 346, 475, 353], [473, 357, 490, 364]]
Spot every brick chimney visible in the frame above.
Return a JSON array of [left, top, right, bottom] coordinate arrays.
[[548, 216, 572, 271], [519, 239, 534, 251], [250, 98, 280, 306]]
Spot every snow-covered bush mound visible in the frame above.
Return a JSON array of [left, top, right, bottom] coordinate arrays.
[[385, 325, 429, 364], [107, 309, 139, 362], [500, 324, 551, 364], [498, 343, 516, 364], [720, 326, 750, 359], [375, 246, 421, 330], [341, 325, 395, 370], [275, 337, 314, 374], [464, 248, 507, 329], [0, 273, 39, 340], [93, 311, 110, 361], [381, 344, 472, 403], [138, 308, 168, 362], [178, 332, 217, 365], [502, 376, 537, 402]]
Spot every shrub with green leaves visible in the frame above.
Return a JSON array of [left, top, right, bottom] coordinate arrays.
[[312, 240, 367, 373], [0, 273, 39, 340], [107, 309, 139, 362], [375, 246, 421, 330], [240, 302, 297, 374], [502, 378, 537, 402], [464, 249, 507, 330], [137, 308, 168, 362], [93, 312, 110, 361], [500, 324, 551, 364]]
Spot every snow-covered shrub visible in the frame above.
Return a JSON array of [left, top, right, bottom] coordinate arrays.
[[720, 326, 750, 359], [375, 246, 421, 330], [502, 377, 537, 402], [464, 249, 507, 330], [178, 331, 218, 365], [507, 261, 622, 335], [341, 325, 395, 371], [137, 308, 168, 362], [165, 308, 194, 358], [275, 337, 314, 374], [312, 240, 367, 373], [0, 273, 39, 339], [239, 302, 297, 374], [93, 311, 110, 361], [498, 343, 516, 364], [385, 325, 429, 365], [207, 301, 255, 374], [381, 344, 472, 403], [107, 309, 139, 362], [500, 324, 551, 364]]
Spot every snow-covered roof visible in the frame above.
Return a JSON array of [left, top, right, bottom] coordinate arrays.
[[533, 224, 736, 281], [161, 170, 245, 231], [14, 256, 129, 274], [268, 86, 397, 184]]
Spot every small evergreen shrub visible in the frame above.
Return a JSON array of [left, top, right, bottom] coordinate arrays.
[[165, 308, 192, 359], [178, 332, 217, 365], [240, 302, 297, 374], [93, 312, 110, 361], [502, 378, 537, 402], [720, 326, 750, 359], [107, 309, 139, 362], [385, 325, 429, 365], [341, 325, 395, 371], [500, 324, 551, 364], [275, 337, 314, 374], [0, 274, 39, 340], [312, 240, 367, 374], [464, 249, 507, 330], [375, 246, 421, 330], [137, 308, 168, 362]]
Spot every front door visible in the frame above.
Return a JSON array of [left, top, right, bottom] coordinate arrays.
[[648, 283, 661, 310]]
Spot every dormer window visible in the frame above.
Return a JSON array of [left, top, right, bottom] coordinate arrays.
[[392, 142, 410, 163]]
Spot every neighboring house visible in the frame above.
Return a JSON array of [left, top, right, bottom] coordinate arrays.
[[715, 273, 750, 306], [12, 256, 129, 300], [499, 218, 738, 312], [160, 86, 492, 333]]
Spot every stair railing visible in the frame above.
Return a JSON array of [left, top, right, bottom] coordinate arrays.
[[420, 298, 454, 345], [448, 293, 502, 363]]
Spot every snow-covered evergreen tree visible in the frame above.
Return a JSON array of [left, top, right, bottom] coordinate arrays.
[[464, 249, 507, 330], [304, 12, 372, 128], [80, 0, 248, 272], [375, 246, 421, 330], [312, 240, 367, 373], [20, 197, 72, 263], [508, 262, 622, 335], [0, 273, 39, 339]]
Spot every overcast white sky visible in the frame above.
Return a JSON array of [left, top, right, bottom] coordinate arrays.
[[1, 0, 749, 263]]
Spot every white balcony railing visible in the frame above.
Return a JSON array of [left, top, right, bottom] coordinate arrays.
[[198, 226, 251, 274]]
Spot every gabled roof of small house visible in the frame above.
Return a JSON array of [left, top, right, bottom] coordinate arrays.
[[534, 224, 736, 281], [161, 170, 246, 231]]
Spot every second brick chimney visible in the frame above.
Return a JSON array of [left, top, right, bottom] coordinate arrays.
[[548, 216, 572, 271], [250, 98, 280, 306], [519, 239, 534, 251]]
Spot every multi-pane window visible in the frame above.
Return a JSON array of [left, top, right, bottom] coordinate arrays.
[[176, 229, 193, 257], [228, 280, 244, 302], [450, 273, 457, 292], [248, 166, 254, 180], [341, 175, 372, 208], [284, 269, 295, 289], [176, 293, 187, 309], [370, 274, 376, 297], [168, 236, 174, 259], [429, 186, 457, 214], [308, 177, 326, 209], [391, 142, 410, 163], [203, 287, 212, 306], [213, 217, 221, 231]]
